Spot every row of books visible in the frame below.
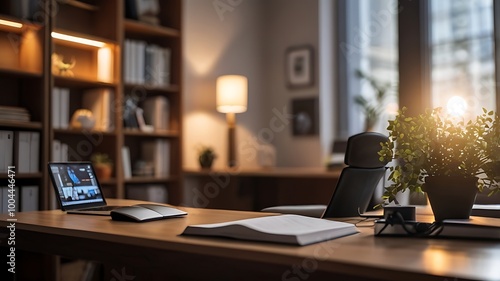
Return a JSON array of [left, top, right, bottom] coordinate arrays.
[[0, 186, 39, 213], [81, 88, 115, 132], [52, 139, 69, 162], [122, 141, 170, 179], [52, 87, 115, 132], [142, 140, 170, 178], [124, 39, 171, 87], [0, 105, 30, 123], [125, 0, 161, 25], [0, 130, 39, 173], [51, 87, 70, 129], [123, 96, 170, 131]]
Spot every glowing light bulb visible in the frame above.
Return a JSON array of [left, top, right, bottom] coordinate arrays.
[[446, 96, 467, 117]]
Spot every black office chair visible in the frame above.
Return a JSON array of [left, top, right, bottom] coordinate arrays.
[[262, 132, 389, 218]]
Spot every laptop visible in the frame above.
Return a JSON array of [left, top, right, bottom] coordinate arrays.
[[48, 162, 122, 216]]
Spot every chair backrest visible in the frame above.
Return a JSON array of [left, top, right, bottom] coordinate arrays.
[[321, 132, 389, 218]]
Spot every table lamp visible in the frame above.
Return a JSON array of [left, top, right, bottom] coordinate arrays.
[[216, 75, 248, 167]]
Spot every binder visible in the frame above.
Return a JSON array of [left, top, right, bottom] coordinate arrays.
[[15, 131, 31, 173], [0, 131, 14, 173], [21, 186, 39, 212], [29, 132, 40, 172]]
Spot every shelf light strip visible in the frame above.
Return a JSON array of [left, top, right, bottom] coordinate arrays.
[[51, 32, 106, 48], [0, 19, 23, 29]]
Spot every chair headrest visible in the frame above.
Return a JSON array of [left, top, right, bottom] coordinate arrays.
[[344, 132, 389, 168]]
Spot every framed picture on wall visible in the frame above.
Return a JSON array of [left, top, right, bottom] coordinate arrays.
[[291, 97, 318, 136], [285, 45, 314, 88]]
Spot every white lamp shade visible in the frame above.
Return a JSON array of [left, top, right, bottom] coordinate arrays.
[[216, 75, 248, 113]]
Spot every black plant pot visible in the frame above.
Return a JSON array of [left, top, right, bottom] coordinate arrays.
[[424, 175, 478, 221], [199, 155, 214, 169]]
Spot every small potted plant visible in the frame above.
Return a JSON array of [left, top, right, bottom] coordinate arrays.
[[354, 69, 395, 131], [91, 153, 113, 180], [379, 107, 500, 220], [198, 145, 216, 169]]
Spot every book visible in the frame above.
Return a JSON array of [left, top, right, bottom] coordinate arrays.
[[141, 140, 169, 177], [121, 146, 132, 179], [15, 131, 31, 173], [374, 216, 500, 240], [52, 139, 62, 161], [21, 185, 39, 212], [82, 88, 114, 132], [182, 214, 359, 246], [0, 131, 13, 173], [142, 96, 169, 131], [60, 88, 70, 129], [110, 204, 187, 222], [29, 132, 40, 172], [51, 87, 61, 128]]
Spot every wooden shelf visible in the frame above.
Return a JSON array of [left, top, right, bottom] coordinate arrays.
[[0, 15, 43, 33], [124, 83, 180, 93], [0, 0, 183, 213], [0, 120, 42, 130], [123, 129, 179, 138], [183, 167, 343, 179], [57, 0, 99, 11], [0, 66, 42, 77], [52, 28, 118, 49], [124, 19, 180, 38], [54, 128, 117, 136], [54, 76, 117, 88], [124, 176, 178, 184]]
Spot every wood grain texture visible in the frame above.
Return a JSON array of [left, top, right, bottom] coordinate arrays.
[[2, 199, 500, 281]]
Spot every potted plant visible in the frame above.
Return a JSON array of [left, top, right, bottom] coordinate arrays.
[[91, 153, 113, 180], [354, 69, 395, 131], [379, 107, 500, 220], [198, 146, 217, 169]]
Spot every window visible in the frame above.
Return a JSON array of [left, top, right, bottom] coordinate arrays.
[[429, 0, 496, 118], [337, 0, 398, 137], [337, 0, 499, 137]]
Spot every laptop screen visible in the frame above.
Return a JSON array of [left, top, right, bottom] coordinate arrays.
[[48, 162, 107, 210]]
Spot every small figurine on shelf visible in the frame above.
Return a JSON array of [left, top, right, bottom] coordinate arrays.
[[70, 109, 95, 130], [52, 53, 76, 77], [91, 153, 113, 180], [197, 145, 217, 169]]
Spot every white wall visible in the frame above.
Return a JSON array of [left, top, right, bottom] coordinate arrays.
[[261, 0, 322, 167], [183, 0, 322, 169], [183, 0, 265, 169]]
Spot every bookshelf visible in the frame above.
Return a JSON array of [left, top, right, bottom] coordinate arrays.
[[0, 0, 183, 210], [0, 1, 49, 213]]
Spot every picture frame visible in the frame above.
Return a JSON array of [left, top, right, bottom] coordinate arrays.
[[291, 97, 319, 136], [285, 45, 314, 88]]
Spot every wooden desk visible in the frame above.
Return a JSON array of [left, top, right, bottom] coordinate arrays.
[[2, 199, 500, 281], [183, 167, 342, 211]]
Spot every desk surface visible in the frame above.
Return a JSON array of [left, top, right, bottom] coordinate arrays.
[[2, 199, 500, 281]]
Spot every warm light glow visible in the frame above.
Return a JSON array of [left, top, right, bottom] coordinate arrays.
[[216, 75, 248, 113], [446, 96, 468, 117], [97, 47, 113, 82], [51, 32, 106, 48], [0, 19, 23, 29]]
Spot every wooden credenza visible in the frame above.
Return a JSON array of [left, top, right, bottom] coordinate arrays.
[[183, 167, 343, 211]]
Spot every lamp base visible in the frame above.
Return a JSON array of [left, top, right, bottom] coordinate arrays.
[[227, 113, 236, 167]]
